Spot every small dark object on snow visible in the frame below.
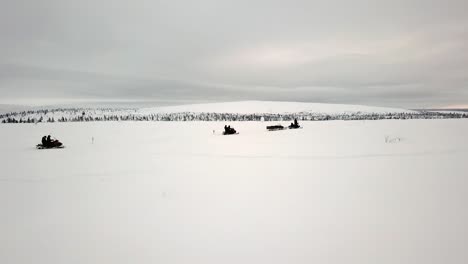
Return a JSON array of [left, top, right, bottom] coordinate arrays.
[[288, 118, 301, 129], [266, 125, 285, 131], [223, 125, 238, 135], [37, 135, 64, 149]]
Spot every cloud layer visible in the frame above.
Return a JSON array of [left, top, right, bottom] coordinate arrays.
[[1, 0, 468, 107]]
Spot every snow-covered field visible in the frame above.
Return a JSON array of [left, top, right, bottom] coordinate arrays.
[[1, 119, 468, 264], [139, 100, 415, 114]]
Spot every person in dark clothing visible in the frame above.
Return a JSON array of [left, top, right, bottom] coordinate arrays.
[[289, 118, 300, 128], [37, 134, 63, 149], [223, 125, 237, 134]]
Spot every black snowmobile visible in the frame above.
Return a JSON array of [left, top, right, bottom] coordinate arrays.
[[223, 125, 238, 135], [288, 119, 301, 129], [37, 136, 64, 149]]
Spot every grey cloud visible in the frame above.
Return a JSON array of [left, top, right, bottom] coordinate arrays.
[[1, 0, 468, 108]]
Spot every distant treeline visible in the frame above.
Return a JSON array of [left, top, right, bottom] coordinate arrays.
[[1, 108, 468, 123]]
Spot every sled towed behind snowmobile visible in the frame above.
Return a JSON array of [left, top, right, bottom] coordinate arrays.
[[266, 125, 286, 131]]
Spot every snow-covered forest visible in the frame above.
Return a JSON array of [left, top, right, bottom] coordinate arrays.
[[1, 107, 467, 123]]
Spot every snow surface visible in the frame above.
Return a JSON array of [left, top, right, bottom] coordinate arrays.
[[429, 110, 468, 114], [0, 104, 32, 113], [139, 100, 416, 115], [1, 119, 468, 264]]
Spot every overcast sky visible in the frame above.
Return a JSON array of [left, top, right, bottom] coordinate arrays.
[[1, 0, 467, 108]]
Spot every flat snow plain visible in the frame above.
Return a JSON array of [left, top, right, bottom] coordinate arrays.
[[1, 119, 468, 264]]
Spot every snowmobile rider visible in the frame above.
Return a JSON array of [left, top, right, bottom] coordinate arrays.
[[224, 125, 236, 134], [41, 136, 47, 146], [289, 118, 300, 128]]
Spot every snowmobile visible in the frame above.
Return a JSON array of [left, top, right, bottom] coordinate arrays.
[[36, 139, 64, 149], [288, 118, 301, 129], [288, 123, 301, 129], [223, 126, 238, 135], [266, 125, 286, 131]]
